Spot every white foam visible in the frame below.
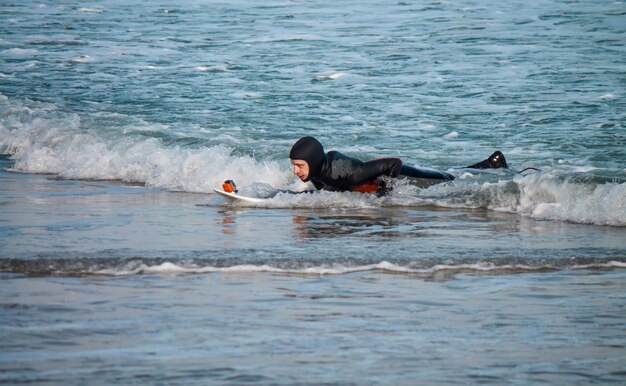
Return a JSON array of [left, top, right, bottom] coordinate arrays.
[[458, 172, 474, 179], [93, 260, 626, 277], [418, 173, 626, 226], [0, 96, 290, 193], [443, 131, 459, 139], [313, 72, 349, 81], [600, 93, 618, 100], [2, 48, 38, 56], [516, 174, 626, 226], [197, 65, 229, 72], [69, 55, 95, 63], [231, 91, 262, 99], [572, 261, 626, 270], [78, 7, 105, 13]]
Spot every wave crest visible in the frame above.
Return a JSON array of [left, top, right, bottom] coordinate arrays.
[[0, 95, 292, 192], [2, 258, 625, 278]]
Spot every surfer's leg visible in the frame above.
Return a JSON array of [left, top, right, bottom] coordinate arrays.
[[465, 151, 508, 169], [400, 165, 455, 180], [396, 150, 509, 185]]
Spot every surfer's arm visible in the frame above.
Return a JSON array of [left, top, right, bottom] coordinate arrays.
[[313, 154, 403, 192], [346, 158, 403, 187]]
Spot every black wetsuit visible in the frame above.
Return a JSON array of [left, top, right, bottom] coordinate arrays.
[[290, 136, 458, 194], [310, 151, 454, 192], [289, 136, 508, 194]]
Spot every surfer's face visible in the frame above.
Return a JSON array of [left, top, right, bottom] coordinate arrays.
[[291, 159, 310, 181]]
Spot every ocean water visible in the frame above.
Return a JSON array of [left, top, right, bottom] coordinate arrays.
[[1, 0, 625, 384]]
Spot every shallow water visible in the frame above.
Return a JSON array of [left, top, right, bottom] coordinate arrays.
[[1, 160, 624, 276], [2, 270, 626, 385], [1, 0, 625, 384], [1, 162, 626, 384]]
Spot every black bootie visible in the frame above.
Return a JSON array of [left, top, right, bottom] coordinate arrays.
[[466, 151, 508, 169]]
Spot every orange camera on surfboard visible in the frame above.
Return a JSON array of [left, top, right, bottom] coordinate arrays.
[[222, 180, 238, 193]]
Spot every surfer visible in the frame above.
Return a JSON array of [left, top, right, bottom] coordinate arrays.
[[289, 136, 508, 194]]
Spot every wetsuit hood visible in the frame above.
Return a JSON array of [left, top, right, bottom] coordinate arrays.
[[289, 136, 325, 182]]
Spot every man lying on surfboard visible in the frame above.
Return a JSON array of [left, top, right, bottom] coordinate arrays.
[[289, 136, 508, 195]]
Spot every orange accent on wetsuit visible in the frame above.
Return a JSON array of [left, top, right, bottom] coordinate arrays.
[[353, 181, 381, 193]]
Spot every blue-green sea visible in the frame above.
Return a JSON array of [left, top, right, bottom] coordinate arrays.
[[1, 0, 625, 384]]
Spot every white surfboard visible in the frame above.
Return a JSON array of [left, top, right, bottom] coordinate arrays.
[[213, 188, 267, 203]]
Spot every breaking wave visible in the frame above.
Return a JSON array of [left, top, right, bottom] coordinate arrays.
[[407, 173, 626, 227], [0, 94, 295, 192], [1, 94, 624, 227], [2, 257, 625, 278]]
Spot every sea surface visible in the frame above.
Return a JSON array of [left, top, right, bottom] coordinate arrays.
[[1, 0, 625, 384]]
